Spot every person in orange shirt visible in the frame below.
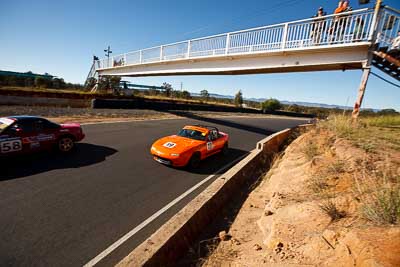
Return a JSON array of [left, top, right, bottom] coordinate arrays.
[[330, 1, 352, 42], [334, 0, 345, 14]]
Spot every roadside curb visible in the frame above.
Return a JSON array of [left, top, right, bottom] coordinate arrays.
[[116, 124, 313, 267]]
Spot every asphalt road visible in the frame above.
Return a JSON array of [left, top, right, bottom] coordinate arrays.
[[0, 115, 309, 266]]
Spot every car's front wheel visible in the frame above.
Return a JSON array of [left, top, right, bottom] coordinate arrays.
[[221, 142, 229, 156], [188, 152, 201, 169], [58, 136, 75, 153]]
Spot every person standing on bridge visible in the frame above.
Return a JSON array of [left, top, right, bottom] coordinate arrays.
[[311, 7, 327, 45], [328, 1, 345, 43], [329, 0, 352, 43], [388, 31, 400, 59], [353, 17, 365, 41]]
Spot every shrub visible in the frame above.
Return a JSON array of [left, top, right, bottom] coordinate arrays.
[[302, 142, 320, 160], [320, 199, 346, 221], [261, 98, 281, 112], [361, 184, 400, 225]]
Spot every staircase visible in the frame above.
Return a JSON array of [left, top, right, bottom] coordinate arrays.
[[372, 51, 400, 81], [84, 61, 98, 89], [372, 6, 400, 82]]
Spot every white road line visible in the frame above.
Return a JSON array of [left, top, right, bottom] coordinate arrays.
[[83, 154, 248, 267]]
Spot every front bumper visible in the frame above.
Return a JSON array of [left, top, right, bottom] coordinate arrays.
[[153, 155, 172, 165], [152, 154, 189, 167]]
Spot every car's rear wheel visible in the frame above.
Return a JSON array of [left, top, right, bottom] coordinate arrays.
[[188, 152, 201, 169], [58, 136, 74, 153], [221, 142, 229, 156]]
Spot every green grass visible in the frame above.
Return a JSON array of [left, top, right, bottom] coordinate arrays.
[[363, 115, 400, 128]]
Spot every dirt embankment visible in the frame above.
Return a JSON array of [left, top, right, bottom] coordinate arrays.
[[202, 118, 400, 266]]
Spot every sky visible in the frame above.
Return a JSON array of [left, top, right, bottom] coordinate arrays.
[[1, 0, 399, 110]]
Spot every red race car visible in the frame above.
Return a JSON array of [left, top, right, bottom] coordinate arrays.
[[0, 116, 85, 156]]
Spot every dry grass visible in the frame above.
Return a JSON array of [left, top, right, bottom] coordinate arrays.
[[362, 185, 400, 225], [364, 115, 400, 128], [327, 160, 346, 174], [313, 115, 400, 225], [302, 142, 321, 160], [319, 114, 400, 152], [320, 199, 346, 221], [1, 86, 249, 108], [355, 169, 400, 225], [1, 86, 94, 95], [308, 174, 330, 194]]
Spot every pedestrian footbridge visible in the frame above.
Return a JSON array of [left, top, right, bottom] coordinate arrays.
[[86, 6, 399, 117], [87, 6, 399, 80]]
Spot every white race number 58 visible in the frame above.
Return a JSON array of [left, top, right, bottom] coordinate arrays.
[[0, 139, 22, 153]]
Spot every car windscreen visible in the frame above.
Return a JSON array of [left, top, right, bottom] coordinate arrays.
[[177, 129, 206, 141], [0, 118, 14, 134]]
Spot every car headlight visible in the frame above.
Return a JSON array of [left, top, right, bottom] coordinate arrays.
[[170, 153, 180, 157]]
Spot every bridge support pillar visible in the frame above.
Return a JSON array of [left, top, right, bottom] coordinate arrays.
[[352, 67, 371, 119]]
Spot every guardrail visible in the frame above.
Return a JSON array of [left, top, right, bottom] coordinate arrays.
[[96, 8, 375, 70]]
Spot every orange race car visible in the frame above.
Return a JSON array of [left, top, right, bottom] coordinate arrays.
[[150, 125, 229, 168]]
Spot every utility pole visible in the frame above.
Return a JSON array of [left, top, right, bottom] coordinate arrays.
[[352, 0, 382, 119], [103, 46, 113, 93], [104, 45, 112, 58], [104, 45, 112, 68]]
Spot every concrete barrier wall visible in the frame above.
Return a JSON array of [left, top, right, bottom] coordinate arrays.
[[91, 98, 261, 113], [116, 125, 311, 267], [92, 99, 315, 118], [0, 95, 91, 108]]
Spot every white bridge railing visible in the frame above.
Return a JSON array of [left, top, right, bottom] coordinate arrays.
[[376, 6, 400, 48], [96, 8, 376, 70]]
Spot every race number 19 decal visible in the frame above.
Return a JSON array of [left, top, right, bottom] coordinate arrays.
[[163, 142, 176, 148], [0, 139, 22, 153]]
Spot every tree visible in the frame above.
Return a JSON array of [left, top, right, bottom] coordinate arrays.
[[97, 76, 121, 93], [234, 90, 243, 107], [286, 104, 302, 113], [52, 78, 66, 89], [148, 88, 160, 96], [181, 90, 191, 99], [162, 82, 173, 97], [378, 109, 398, 115], [109, 76, 121, 91], [261, 98, 282, 112], [24, 77, 35, 87], [34, 77, 49, 88], [200, 89, 210, 101]]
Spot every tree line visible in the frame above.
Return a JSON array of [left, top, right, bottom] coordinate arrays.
[[2, 73, 397, 117], [0, 72, 83, 90]]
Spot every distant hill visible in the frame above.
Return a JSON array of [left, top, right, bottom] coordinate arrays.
[[191, 92, 380, 111]]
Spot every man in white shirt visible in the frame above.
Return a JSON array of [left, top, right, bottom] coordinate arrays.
[[388, 31, 400, 59]]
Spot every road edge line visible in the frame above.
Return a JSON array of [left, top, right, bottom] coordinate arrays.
[[83, 154, 247, 267]]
